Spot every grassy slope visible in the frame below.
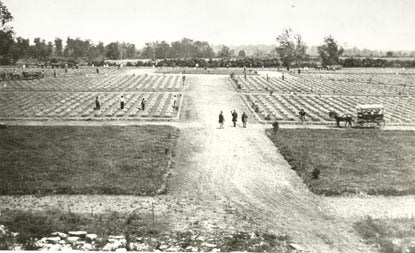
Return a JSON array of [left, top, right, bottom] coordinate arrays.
[[0, 125, 179, 195], [267, 129, 415, 196], [354, 217, 415, 253]]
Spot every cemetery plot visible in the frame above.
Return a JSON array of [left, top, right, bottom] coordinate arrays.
[[233, 75, 415, 95], [0, 92, 181, 119], [303, 67, 415, 74], [1, 74, 182, 92], [298, 72, 415, 89], [245, 94, 415, 124]]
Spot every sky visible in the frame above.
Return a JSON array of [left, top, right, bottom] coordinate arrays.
[[3, 0, 415, 51]]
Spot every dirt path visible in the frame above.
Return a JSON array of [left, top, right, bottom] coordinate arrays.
[[168, 75, 372, 252], [323, 195, 415, 220]]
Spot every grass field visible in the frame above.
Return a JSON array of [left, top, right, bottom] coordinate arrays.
[[0, 125, 179, 195], [266, 129, 415, 196], [354, 217, 415, 253]]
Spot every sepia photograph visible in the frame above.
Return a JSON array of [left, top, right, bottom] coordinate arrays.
[[1, 0, 415, 252]]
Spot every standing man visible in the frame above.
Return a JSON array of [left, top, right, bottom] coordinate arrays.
[[299, 109, 306, 123], [231, 110, 238, 127], [182, 74, 186, 89], [95, 96, 100, 110], [120, 95, 125, 110], [173, 94, 177, 108], [53, 69, 57, 78], [241, 112, 248, 128], [218, 111, 225, 129], [141, 98, 146, 110]]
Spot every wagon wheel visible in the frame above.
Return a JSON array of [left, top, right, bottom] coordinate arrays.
[[376, 119, 386, 129], [356, 120, 364, 128]]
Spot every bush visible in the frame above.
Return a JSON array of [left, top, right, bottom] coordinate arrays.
[[272, 121, 279, 132], [312, 168, 320, 179]]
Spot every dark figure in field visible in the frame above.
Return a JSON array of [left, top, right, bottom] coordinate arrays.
[[266, 74, 269, 81], [173, 94, 178, 108], [241, 112, 248, 128], [329, 111, 354, 128], [298, 69, 301, 74], [141, 98, 146, 110], [53, 69, 57, 78], [282, 73, 285, 80], [96, 67, 99, 74], [120, 95, 125, 109], [244, 73, 247, 81], [65, 67, 68, 74], [218, 111, 225, 129], [95, 96, 100, 110], [299, 109, 306, 123], [231, 110, 238, 127]]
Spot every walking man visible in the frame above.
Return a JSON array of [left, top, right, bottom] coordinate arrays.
[[95, 96, 100, 110], [241, 112, 248, 128], [120, 95, 125, 110], [231, 110, 238, 127], [218, 111, 225, 129]]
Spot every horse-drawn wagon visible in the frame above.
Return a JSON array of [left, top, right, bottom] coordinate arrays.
[[329, 104, 385, 128], [355, 104, 385, 128]]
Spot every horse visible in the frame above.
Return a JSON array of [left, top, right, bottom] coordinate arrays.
[[328, 111, 354, 128]]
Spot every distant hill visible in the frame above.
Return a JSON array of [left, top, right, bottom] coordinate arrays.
[[212, 44, 415, 58], [212, 44, 277, 57]]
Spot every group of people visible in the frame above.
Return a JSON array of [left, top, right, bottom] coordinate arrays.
[[218, 110, 248, 129], [94, 96, 148, 111]]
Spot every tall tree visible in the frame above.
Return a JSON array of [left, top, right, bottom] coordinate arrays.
[[105, 42, 120, 60], [217, 45, 233, 58], [9, 37, 29, 61], [238, 50, 246, 58], [154, 41, 170, 59], [0, 0, 14, 64], [275, 28, 307, 70], [0, 0, 12, 28], [54, 38, 63, 57], [318, 35, 344, 66], [141, 42, 155, 59]]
